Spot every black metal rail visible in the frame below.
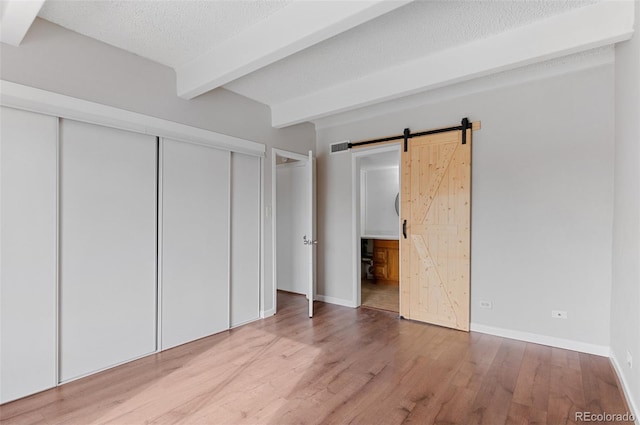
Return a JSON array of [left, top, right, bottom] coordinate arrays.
[[349, 117, 471, 152]]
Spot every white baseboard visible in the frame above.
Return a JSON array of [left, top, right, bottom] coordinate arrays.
[[610, 350, 640, 424], [470, 323, 610, 357], [315, 294, 357, 308], [261, 308, 276, 318]]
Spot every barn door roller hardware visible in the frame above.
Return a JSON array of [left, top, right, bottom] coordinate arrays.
[[348, 117, 475, 152]]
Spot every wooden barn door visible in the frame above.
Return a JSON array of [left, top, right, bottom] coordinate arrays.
[[400, 128, 471, 331]]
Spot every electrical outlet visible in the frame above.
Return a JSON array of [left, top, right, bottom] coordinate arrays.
[[552, 310, 567, 319], [627, 351, 633, 369], [479, 300, 492, 309]]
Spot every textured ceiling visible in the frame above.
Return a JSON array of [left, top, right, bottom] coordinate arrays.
[[38, 0, 291, 68], [225, 0, 596, 105], [36, 0, 603, 125]]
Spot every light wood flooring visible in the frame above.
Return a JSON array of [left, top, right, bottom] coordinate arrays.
[[0, 292, 631, 425], [361, 279, 399, 313]]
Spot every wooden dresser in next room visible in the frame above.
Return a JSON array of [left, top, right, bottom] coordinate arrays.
[[372, 239, 399, 284]]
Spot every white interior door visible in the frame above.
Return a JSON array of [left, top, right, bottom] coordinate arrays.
[[59, 119, 157, 382], [276, 162, 308, 295], [273, 149, 315, 317], [306, 150, 316, 318]]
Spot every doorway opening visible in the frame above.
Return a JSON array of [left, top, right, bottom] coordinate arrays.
[[352, 145, 401, 313], [272, 149, 315, 317]]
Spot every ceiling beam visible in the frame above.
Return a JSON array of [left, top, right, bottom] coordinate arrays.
[[0, 0, 46, 46], [271, 0, 635, 128], [176, 0, 412, 100]]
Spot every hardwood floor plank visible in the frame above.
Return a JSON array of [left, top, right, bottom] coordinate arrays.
[[451, 333, 502, 394], [505, 401, 547, 425], [579, 352, 629, 418], [513, 344, 552, 411], [547, 362, 586, 425], [467, 339, 526, 425], [0, 292, 631, 425]]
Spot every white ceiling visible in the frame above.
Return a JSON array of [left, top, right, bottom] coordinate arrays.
[[313, 45, 614, 130], [38, 0, 292, 67], [31, 0, 633, 128], [225, 0, 596, 105]]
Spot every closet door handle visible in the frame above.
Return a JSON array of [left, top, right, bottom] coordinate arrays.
[[402, 220, 407, 239]]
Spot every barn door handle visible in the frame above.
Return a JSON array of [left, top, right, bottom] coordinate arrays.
[[402, 220, 407, 239]]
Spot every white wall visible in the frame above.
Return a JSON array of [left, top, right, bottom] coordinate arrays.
[[0, 18, 316, 315], [361, 167, 399, 239], [276, 163, 308, 295], [612, 1, 640, 414], [316, 65, 615, 350]]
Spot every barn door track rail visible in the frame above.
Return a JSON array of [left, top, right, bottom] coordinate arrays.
[[348, 117, 480, 151]]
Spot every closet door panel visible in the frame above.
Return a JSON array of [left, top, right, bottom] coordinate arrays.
[[161, 139, 230, 350], [59, 120, 157, 381], [230, 153, 261, 327], [0, 107, 57, 403]]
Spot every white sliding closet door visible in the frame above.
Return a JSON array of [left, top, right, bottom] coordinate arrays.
[[161, 139, 230, 350], [59, 120, 157, 382], [0, 107, 57, 403], [230, 153, 261, 327]]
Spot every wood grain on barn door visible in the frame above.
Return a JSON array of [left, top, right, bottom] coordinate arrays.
[[400, 129, 471, 331]]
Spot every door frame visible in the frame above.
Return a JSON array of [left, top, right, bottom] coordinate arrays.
[[351, 143, 401, 310], [271, 148, 312, 314]]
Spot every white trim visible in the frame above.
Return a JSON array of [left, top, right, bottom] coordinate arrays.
[[315, 295, 357, 309], [273, 1, 633, 127], [261, 308, 276, 319], [610, 351, 640, 425], [271, 148, 310, 315], [352, 154, 361, 309], [470, 323, 610, 357], [271, 151, 278, 316], [611, 354, 640, 423], [0, 81, 265, 157], [276, 160, 306, 169], [55, 117, 60, 385], [351, 144, 402, 310], [156, 138, 164, 352], [272, 149, 309, 162], [226, 151, 232, 331], [308, 149, 316, 319], [176, 0, 411, 99], [360, 164, 400, 172], [259, 156, 266, 319]]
